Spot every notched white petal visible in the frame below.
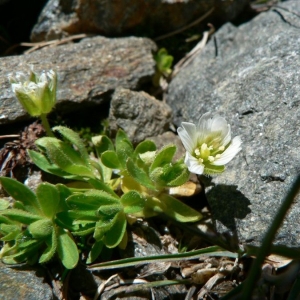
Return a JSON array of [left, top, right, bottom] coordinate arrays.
[[177, 125, 196, 153], [185, 153, 204, 174], [210, 116, 228, 133], [212, 136, 242, 166], [181, 122, 198, 141], [197, 112, 213, 133], [221, 124, 232, 147]]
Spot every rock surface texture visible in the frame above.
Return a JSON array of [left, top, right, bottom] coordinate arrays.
[[0, 262, 53, 300], [0, 36, 156, 125], [109, 88, 173, 145], [30, 0, 249, 42], [167, 1, 300, 246]]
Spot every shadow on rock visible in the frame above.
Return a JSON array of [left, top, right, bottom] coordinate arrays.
[[206, 184, 251, 231]]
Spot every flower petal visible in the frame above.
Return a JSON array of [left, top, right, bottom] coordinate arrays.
[[220, 124, 231, 147], [211, 116, 228, 133], [197, 112, 213, 140], [212, 136, 242, 166], [177, 122, 197, 153], [198, 112, 228, 142], [184, 152, 204, 175]]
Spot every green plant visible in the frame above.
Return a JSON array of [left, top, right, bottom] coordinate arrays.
[[0, 126, 203, 267], [152, 48, 174, 87], [0, 178, 78, 269]]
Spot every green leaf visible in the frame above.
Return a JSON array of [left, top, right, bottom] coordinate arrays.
[[86, 240, 104, 264], [53, 126, 90, 161], [71, 225, 95, 236], [93, 212, 119, 241], [88, 246, 233, 270], [159, 194, 202, 223], [0, 209, 42, 224], [0, 243, 16, 257], [28, 150, 78, 179], [0, 215, 14, 225], [66, 194, 101, 211], [67, 190, 120, 211], [134, 140, 157, 157], [98, 204, 122, 217], [101, 150, 121, 169], [56, 184, 72, 212], [150, 163, 189, 187], [16, 236, 37, 249], [13, 201, 26, 210], [92, 135, 114, 156], [138, 151, 156, 166], [133, 140, 157, 168], [121, 191, 145, 214], [149, 167, 164, 186], [0, 198, 10, 210], [2, 241, 41, 263], [0, 224, 21, 241], [92, 135, 114, 182], [126, 158, 156, 191], [0, 177, 40, 214], [1, 230, 21, 242], [55, 212, 81, 231], [166, 163, 189, 187], [203, 164, 225, 175], [57, 210, 98, 223], [115, 129, 134, 169], [0, 223, 20, 235], [88, 178, 119, 198], [103, 211, 127, 248], [36, 183, 60, 219], [28, 219, 53, 238], [155, 48, 173, 73], [39, 228, 57, 263], [150, 145, 176, 172], [36, 137, 95, 178], [57, 227, 79, 269]]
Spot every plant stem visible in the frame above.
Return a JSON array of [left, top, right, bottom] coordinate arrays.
[[40, 113, 54, 137]]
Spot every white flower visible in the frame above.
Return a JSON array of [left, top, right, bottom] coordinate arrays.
[[177, 112, 242, 175], [9, 68, 57, 117]]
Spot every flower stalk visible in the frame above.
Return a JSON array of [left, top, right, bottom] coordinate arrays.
[[40, 113, 54, 137]]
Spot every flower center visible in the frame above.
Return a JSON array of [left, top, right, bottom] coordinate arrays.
[[194, 143, 224, 163]]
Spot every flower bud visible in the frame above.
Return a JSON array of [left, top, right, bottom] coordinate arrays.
[[9, 69, 57, 117]]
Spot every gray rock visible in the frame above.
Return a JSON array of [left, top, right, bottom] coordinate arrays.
[[30, 0, 249, 42], [0, 262, 53, 300], [0, 36, 156, 125], [109, 88, 172, 145], [166, 1, 300, 246]]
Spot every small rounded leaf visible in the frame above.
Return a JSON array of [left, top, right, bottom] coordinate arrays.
[[101, 150, 121, 169], [57, 228, 79, 269], [121, 191, 145, 214], [28, 219, 53, 238]]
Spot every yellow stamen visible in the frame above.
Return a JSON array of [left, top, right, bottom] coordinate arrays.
[[200, 143, 210, 160]]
